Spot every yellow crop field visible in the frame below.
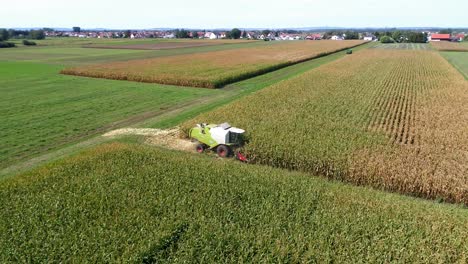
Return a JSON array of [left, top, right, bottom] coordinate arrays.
[[184, 49, 468, 204], [61, 40, 366, 88]]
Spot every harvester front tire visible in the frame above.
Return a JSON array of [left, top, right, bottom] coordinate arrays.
[[216, 145, 231, 158], [195, 144, 205, 153]]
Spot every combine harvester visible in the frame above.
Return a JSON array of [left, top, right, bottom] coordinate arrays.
[[189, 123, 248, 162]]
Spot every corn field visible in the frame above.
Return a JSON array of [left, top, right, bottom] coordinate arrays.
[[2, 143, 467, 262], [61, 40, 366, 88], [184, 49, 468, 204]]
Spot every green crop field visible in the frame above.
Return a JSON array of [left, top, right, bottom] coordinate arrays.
[[441, 51, 468, 79], [1, 143, 466, 262]]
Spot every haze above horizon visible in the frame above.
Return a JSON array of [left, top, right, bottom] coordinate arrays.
[[1, 0, 467, 29]]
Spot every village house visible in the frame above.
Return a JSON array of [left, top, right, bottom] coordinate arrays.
[[204, 32, 218, 39], [428, 33, 451, 41], [455, 33, 465, 42], [363, 34, 376, 41], [306, 34, 323, 40], [331, 35, 344, 40]]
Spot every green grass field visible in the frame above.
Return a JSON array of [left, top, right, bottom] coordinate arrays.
[[1, 143, 466, 262], [0, 61, 215, 169], [441, 51, 468, 79], [372, 43, 432, 50]]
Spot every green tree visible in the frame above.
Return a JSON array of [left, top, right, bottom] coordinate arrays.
[[392, 31, 403, 43], [241, 30, 247, 38], [73, 27, 81, 33], [0, 29, 9, 41], [407, 32, 427, 43], [344, 31, 359, 40], [380, 36, 394, 44], [230, 28, 241, 39], [464, 35, 468, 41], [29, 30, 45, 40], [124, 30, 131, 38], [262, 29, 271, 36], [191, 31, 198, 39], [174, 29, 190, 38]]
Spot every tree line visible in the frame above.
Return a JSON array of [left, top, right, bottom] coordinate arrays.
[[0, 29, 46, 41], [376, 31, 427, 44], [173, 28, 244, 39]]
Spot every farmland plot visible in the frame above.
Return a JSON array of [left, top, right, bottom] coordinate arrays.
[[1, 143, 466, 262], [441, 51, 468, 79], [184, 49, 468, 204], [0, 61, 214, 170], [372, 43, 432, 50], [430, 41, 468, 51], [61, 40, 366, 88], [85, 39, 258, 50]]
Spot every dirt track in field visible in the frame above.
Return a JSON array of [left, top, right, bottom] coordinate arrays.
[[104, 127, 196, 152]]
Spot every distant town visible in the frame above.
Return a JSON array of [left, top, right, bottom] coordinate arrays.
[[1, 27, 467, 47], [41, 27, 466, 42]]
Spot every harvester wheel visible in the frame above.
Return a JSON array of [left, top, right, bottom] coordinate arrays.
[[216, 145, 231, 158], [195, 144, 205, 153]]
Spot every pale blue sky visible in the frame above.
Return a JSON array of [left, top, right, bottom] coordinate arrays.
[[1, 0, 467, 29]]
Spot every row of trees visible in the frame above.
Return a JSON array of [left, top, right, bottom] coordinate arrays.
[[0, 29, 46, 40], [377, 31, 427, 43], [322, 31, 359, 40], [173, 28, 244, 39]]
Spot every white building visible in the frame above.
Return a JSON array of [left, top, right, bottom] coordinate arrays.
[[331, 35, 344, 40]]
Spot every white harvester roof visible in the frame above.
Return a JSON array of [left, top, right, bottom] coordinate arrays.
[[217, 123, 245, 133]]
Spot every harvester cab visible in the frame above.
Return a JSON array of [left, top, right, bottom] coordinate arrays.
[[189, 122, 247, 161]]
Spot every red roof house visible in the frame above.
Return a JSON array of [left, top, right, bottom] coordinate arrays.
[[430, 34, 451, 41]]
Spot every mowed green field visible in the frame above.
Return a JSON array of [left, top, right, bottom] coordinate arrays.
[[441, 51, 468, 79], [1, 143, 466, 262], [372, 43, 433, 50], [0, 61, 215, 169]]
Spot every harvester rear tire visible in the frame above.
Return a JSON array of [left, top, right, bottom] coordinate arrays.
[[216, 145, 231, 158]]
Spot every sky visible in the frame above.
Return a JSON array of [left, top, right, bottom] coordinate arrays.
[[1, 0, 467, 29]]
